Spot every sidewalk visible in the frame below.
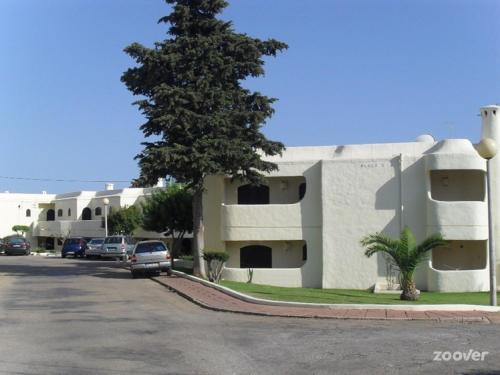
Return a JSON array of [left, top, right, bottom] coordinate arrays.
[[152, 275, 500, 323]]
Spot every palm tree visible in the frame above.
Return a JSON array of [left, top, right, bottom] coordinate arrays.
[[361, 227, 447, 301]]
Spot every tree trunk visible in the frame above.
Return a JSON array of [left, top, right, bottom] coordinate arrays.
[[170, 234, 176, 271], [400, 278, 419, 301], [192, 188, 207, 278]]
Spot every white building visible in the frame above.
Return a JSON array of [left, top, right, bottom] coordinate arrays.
[[203, 105, 500, 292], [0, 183, 165, 251]]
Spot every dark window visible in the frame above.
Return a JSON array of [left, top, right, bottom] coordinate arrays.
[[57, 209, 63, 217], [104, 237, 122, 244], [64, 238, 82, 245], [237, 184, 270, 205], [135, 242, 166, 254], [45, 237, 55, 250], [302, 244, 307, 261], [46, 209, 55, 221], [82, 207, 92, 221], [26, 209, 31, 217], [95, 207, 102, 216], [240, 245, 272, 268], [299, 183, 306, 200], [108, 206, 113, 214], [68, 208, 71, 217]]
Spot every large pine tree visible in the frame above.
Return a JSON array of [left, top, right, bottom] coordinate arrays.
[[122, 0, 287, 276]]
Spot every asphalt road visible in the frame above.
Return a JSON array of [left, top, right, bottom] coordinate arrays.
[[0, 256, 499, 375]]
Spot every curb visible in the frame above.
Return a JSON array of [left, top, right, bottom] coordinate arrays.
[[169, 270, 500, 313]]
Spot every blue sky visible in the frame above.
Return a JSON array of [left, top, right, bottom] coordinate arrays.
[[1, 0, 498, 193]]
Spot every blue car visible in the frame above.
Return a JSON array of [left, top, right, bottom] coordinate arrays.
[[62, 238, 87, 258]]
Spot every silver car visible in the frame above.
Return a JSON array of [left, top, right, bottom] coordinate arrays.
[[130, 240, 172, 278], [84, 238, 105, 258], [101, 236, 136, 260]]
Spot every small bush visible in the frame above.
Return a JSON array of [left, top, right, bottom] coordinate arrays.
[[202, 250, 230, 283]]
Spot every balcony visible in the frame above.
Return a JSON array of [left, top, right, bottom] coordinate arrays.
[[426, 193, 488, 240], [35, 220, 104, 238], [221, 204, 304, 241]]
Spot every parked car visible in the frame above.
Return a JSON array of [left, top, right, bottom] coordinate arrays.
[[101, 236, 136, 260], [84, 238, 105, 258], [4, 236, 31, 256], [0, 238, 4, 254], [62, 237, 87, 258], [130, 240, 172, 278]]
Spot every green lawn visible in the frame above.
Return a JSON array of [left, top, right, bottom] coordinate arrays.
[[219, 280, 499, 305]]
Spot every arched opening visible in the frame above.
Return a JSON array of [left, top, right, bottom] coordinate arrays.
[[240, 245, 272, 268], [26, 209, 31, 217], [237, 184, 269, 205], [57, 209, 63, 217], [46, 209, 55, 221], [95, 207, 102, 216], [82, 207, 92, 221]]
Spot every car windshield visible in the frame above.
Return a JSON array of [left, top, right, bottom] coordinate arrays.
[[135, 242, 166, 254], [65, 239, 81, 245], [90, 239, 104, 245], [105, 237, 122, 244], [9, 238, 25, 244]]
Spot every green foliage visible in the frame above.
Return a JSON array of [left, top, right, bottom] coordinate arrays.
[[12, 225, 30, 235], [361, 227, 447, 301], [107, 206, 142, 236], [122, 0, 287, 190], [142, 184, 193, 236], [202, 250, 230, 283], [122, 0, 287, 276], [202, 250, 230, 263]]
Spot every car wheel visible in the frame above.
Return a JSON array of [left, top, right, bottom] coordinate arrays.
[[61, 254, 66, 258], [131, 271, 139, 279], [166, 268, 173, 276]]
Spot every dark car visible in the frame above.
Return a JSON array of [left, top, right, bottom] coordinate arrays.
[[62, 238, 87, 258], [4, 236, 31, 256]]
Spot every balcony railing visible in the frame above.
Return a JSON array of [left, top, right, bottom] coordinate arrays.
[[221, 203, 304, 241], [426, 193, 488, 240], [35, 220, 104, 238]]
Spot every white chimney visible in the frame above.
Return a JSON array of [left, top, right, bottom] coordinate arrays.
[[105, 183, 114, 191], [156, 178, 166, 188]]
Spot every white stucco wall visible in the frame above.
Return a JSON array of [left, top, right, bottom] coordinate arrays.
[[205, 112, 498, 292]]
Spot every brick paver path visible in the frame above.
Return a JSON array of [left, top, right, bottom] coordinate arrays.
[[153, 276, 500, 323]]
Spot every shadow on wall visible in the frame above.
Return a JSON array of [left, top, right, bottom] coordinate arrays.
[[373, 157, 428, 288], [299, 162, 323, 288]]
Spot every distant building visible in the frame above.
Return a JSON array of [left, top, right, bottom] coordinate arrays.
[[203, 105, 500, 292], [0, 182, 166, 251]]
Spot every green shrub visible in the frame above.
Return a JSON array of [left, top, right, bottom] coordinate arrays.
[[202, 250, 230, 283]]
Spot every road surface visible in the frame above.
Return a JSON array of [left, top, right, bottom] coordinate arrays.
[[0, 256, 498, 374]]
